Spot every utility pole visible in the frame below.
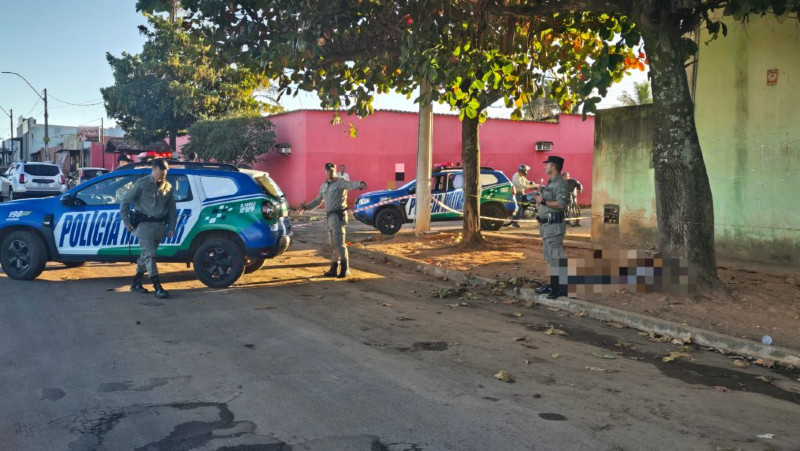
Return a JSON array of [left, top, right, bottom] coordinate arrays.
[[0, 106, 11, 164], [1, 72, 48, 162], [414, 80, 434, 237]]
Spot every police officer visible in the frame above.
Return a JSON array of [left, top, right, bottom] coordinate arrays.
[[533, 155, 570, 299], [510, 164, 539, 228], [299, 162, 366, 278], [120, 158, 177, 298]]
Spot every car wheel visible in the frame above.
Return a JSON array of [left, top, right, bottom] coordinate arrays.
[[481, 204, 507, 231], [244, 258, 265, 274], [9, 189, 15, 201], [193, 237, 245, 288], [375, 208, 403, 235], [1, 230, 48, 280], [62, 261, 87, 268]]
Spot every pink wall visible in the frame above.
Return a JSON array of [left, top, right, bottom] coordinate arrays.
[[258, 110, 594, 208]]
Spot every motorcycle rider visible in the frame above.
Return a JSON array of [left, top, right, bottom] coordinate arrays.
[[510, 164, 539, 228]]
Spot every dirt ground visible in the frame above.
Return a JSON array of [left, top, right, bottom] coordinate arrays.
[[349, 228, 800, 353]]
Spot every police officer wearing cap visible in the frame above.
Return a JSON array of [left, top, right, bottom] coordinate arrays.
[[300, 162, 366, 278], [533, 155, 570, 299], [120, 158, 177, 298]]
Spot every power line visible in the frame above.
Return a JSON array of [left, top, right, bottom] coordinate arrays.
[[25, 98, 41, 117], [48, 93, 104, 107]]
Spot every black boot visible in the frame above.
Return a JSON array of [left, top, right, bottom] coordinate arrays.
[[535, 283, 551, 294], [323, 262, 339, 277], [337, 259, 351, 278], [151, 275, 169, 299], [130, 272, 149, 294], [546, 276, 563, 299]]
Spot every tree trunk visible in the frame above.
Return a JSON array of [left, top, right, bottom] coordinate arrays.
[[461, 115, 483, 245], [639, 21, 718, 285], [169, 130, 177, 155]]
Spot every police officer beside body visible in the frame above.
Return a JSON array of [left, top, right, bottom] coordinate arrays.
[[120, 158, 177, 298], [300, 162, 366, 278], [510, 164, 539, 228], [533, 156, 570, 299]]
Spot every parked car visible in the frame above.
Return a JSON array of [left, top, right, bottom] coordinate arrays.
[[0, 162, 66, 201], [354, 164, 517, 234], [67, 167, 109, 189], [0, 160, 292, 288]]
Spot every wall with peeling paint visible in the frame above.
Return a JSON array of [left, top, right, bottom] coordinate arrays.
[[591, 105, 659, 249], [695, 15, 800, 265]]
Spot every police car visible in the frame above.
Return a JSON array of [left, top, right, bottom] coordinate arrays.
[[0, 161, 292, 288], [354, 164, 517, 234]]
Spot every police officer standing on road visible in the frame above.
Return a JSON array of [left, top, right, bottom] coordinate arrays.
[[510, 164, 539, 228], [300, 162, 366, 278], [120, 158, 177, 298], [533, 156, 570, 299]]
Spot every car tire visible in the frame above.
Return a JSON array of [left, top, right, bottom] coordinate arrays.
[[375, 208, 403, 235], [192, 237, 245, 288], [481, 203, 507, 231], [1, 230, 48, 281], [8, 189, 15, 201], [244, 258, 265, 274]]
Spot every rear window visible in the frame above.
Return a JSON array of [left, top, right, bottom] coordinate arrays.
[[252, 174, 284, 199], [24, 164, 60, 176], [84, 169, 106, 180]]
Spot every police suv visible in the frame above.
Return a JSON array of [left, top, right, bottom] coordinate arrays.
[[0, 161, 292, 288], [354, 164, 517, 234]]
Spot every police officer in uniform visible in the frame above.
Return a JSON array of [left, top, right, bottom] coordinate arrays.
[[120, 158, 177, 298], [300, 162, 366, 278], [533, 155, 570, 299]]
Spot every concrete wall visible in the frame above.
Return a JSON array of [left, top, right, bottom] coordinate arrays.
[[695, 15, 800, 264], [259, 110, 595, 207], [592, 14, 800, 266], [591, 105, 658, 249]]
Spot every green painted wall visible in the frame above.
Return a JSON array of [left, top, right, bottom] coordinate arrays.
[[695, 15, 800, 264], [592, 105, 658, 249]]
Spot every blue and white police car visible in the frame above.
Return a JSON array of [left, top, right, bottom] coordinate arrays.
[[0, 161, 292, 288]]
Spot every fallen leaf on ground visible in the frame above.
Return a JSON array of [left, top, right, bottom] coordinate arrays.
[[396, 316, 415, 321], [627, 356, 645, 361], [731, 359, 750, 368], [586, 366, 607, 372], [494, 370, 513, 382], [524, 359, 531, 365], [446, 304, 459, 309], [754, 358, 775, 368], [513, 336, 530, 342], [713, 385, 731, 392], [547, 307, 560, 312], [607, 321, 626, 329], [551, 353, 560, 359], [577, 310, 588, 317], [756, 433, 774, 439], [380, 302, 394, 307], [254, 306, 273, 310], [460, 302, 471, 307], [756, 375, 773, 383], [501, 298, 516, 305], [649, 331, 672, 343], [545, 326, 567, 336], [678, 346, 692, 352], [615, 340, 632, 349], [662, 352, 689, 363], [591, 352, 617, 360], [512, 312, 523, 317]]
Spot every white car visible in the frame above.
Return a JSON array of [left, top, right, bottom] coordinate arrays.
[[0, 162, 67, 201]]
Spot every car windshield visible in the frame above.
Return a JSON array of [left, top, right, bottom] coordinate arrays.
[[24, 164, 60, 176]]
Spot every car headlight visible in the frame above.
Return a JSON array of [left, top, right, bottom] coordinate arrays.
[[357, 198, 370, 206]]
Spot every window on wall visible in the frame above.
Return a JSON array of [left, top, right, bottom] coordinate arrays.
[[535, 141, 554, 152]]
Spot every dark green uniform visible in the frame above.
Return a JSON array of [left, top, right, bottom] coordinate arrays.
[[120, 175, 177, 277], [538, 174, 570, 268]]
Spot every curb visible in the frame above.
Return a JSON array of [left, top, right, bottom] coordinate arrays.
[[349, 244, 800, 368]]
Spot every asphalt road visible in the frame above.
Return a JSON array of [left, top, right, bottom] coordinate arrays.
[[1, 219, 799, 450]]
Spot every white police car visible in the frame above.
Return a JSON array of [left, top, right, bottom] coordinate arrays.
[[0, 161, 292, 288]]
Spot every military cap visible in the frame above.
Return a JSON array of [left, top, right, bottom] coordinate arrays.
[[325, 162, 336, 170], [542, 155, 564, 166]]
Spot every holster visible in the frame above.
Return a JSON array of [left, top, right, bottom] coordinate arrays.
[[130, 211, 140, 228]]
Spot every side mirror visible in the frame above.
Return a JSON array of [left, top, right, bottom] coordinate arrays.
[[408, 184, 416, 194], [60, 193, 76, 206]]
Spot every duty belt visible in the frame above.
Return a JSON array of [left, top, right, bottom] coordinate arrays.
[[537, 211, 565, 224], [138, 214, 167, 223]]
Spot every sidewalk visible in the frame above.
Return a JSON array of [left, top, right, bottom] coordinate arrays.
[[292, 213, 800, 367]]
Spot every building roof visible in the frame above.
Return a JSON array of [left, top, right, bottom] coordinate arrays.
[[106, 137, 171, 154]]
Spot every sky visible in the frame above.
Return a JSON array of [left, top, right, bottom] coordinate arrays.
[[0, 1, 648, 141]]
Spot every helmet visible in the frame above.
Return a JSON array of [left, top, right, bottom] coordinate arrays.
[[518, 164, 530, 175]]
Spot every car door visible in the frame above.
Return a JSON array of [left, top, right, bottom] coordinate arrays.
[[431, 172, 457, 219], [53, 173, 142, 258]]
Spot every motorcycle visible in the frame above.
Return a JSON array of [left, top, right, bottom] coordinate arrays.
[[504, 189, 539, 226]]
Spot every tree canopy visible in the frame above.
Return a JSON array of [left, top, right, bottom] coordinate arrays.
[[101, 14, 273, 151], [183, 115, 276, 165]]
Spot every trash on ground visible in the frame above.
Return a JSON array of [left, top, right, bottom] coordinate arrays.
[[761, 335, 773, 345], [756, 433, 775, 439], [607, 321, 626, 329], [494, 370, 513, 382], [662, 352, 689, 363], [713, 385, 731, 392], [545, 325, 567, 336], [754, 358, 775, 368]]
